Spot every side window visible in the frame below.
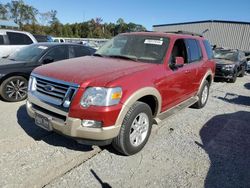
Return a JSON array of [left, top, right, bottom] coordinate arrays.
[[169, 39, 188, 64], [203, 40, 213, 60], [7, 32, 33, 45], [186, 39, 202, 63], [0, 35, 4, 45], [43, 46, 68, 62], [73, 46, 91, 58]]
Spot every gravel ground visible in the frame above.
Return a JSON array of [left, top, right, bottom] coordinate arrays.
[[0, 74, 250, 188]]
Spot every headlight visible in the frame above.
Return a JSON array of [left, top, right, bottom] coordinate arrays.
[[80, 87, 122, 108], [28, 76, 37, 92]]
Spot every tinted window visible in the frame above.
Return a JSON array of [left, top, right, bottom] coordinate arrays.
[[43, 46, 68, 62], [0, 35, 4, 45], [7, 32, 33, 45], [73, 46, 91, 57], [203, 40, 213, 59], [186, 39, 202, 63], [33, 34, 49, 42]]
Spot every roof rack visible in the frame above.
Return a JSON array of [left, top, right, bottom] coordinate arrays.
[[166, 30, 203, 37]]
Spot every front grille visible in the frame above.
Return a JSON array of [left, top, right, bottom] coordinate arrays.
[[32, 75, 79, 108], [36, 78, 69, 100]]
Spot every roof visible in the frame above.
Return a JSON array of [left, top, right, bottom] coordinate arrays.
[[120, 31, 204, 39], [0, 19, 19, 28], [153, 20, 250, 27]]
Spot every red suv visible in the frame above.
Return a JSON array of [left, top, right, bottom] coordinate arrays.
[[27, 31, 215, 155]]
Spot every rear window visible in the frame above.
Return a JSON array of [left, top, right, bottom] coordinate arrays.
[[7, 32, 33, 45], [203, 40, 213, 59], [0, 35, 4, 45], [73, 46, 91, 57]]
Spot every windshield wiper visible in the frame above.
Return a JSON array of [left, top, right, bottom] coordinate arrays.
[[9, 58, 16, 61], [107, 55, 137, 62]]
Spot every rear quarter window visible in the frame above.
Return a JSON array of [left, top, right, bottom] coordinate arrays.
[[203, 40, 214, 59]]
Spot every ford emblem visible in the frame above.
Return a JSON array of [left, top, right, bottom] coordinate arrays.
[[44, 85, 55, 92]]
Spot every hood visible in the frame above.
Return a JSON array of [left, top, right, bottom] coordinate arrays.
[[0, 58, 29, 69], [33, 56, 156, 87], [214, 58, 235, 65]]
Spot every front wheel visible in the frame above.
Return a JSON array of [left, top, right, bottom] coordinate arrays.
[[239, 66, 245, 77], [0, 76, 28, 102], [229, 71, 237, 83], [112, 101, 152, 155], [192, 80, 210, 109]]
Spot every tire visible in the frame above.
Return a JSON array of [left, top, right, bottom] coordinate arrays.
[[192, 80, 210, 109], [229, 70, 237, 83], [239, 66, 245, 77], [0, 76, 28, 102], [112, 101, 153, 156]]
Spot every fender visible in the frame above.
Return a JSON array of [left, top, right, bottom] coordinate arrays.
[[197, 70, 213, 95], [114, 87, 162, 127]]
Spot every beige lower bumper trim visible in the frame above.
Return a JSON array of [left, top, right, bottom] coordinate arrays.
[[26, 101, 120, 141]]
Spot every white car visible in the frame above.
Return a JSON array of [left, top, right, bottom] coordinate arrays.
[[0, 29, 37, 58]]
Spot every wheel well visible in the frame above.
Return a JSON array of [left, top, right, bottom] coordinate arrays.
[[206, 75, 212, 85], [137, 95, 158, 117], [0, 73, 29, 85]]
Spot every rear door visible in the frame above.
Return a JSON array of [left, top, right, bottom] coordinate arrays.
[[69, 45, 92, 58], [184, 39, 203, 96]]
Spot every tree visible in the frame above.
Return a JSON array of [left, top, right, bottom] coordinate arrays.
[[0, 4, 8, 20]]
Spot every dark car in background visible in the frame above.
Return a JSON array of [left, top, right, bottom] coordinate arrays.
[[33, 34, 54, 42], [244, 51, 250, 72], [0, 43, 95, 102], [214, 49, 247, 83]]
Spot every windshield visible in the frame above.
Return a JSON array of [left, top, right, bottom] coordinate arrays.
[[214, 50, 238, 61], [8, 44, 48, 61], [96, 34, 169, 64]]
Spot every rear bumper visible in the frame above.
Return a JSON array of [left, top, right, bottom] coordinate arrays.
[[26, 100, 120, 142]]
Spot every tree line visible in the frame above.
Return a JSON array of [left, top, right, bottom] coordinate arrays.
[[0, 0, 146, 38]]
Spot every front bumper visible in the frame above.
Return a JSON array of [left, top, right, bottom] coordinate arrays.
[[26, 100, 121, 142], [215, 68, 234, 79]]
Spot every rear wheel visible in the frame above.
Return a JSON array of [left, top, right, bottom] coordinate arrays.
[[112, 101, 152, 155], [0, 76, 28, 102], [192, 80, 210, 109]]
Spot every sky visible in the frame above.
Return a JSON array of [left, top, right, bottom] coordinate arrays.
[[1, 0, 250, 30]]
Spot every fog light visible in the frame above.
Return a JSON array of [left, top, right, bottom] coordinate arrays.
[[26, 100, 32, 108], [81, 120, 102, 128]]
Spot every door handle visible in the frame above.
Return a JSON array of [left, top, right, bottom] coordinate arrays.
[[185, 70, 191, 73]]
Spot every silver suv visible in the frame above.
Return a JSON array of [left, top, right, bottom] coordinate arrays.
[[0, 29, 37, 58]]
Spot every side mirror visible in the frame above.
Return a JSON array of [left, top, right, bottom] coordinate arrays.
[[43, 57, 54, 64], [175, 56, 184, 67]]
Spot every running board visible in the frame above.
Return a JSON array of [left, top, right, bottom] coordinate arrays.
[[154, 96, 198, 124]]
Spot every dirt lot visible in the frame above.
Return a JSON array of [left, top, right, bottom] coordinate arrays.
[[0, 75, 250, 188]]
